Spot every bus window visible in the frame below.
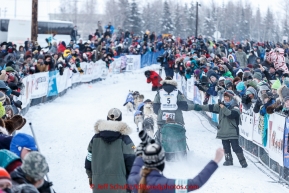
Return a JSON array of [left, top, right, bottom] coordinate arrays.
[[1, 19, 9, 32], [38, 21, 48, 34], [48, 22, 73, 35]]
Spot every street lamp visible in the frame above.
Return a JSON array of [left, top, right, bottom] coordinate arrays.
[[195, 2, 201, 38]]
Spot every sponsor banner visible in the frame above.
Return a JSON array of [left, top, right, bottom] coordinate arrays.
[[268, 113, 285, 167], [30, 72, 49, 99], [239, 103, 254, 141], [47, 70, 58, 97], [284, 118, 289, 168]]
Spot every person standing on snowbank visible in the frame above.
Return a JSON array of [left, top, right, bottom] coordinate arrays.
[[144, 70, 162, 91], [190, 90, 248, 168], [128, 135, 224, 193], [85, 108, 136, 193]]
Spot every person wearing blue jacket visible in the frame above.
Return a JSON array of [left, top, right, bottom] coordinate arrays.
[[128, 133, 224, 193]]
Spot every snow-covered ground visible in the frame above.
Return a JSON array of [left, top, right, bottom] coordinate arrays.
[[19, 69, 288, 192]]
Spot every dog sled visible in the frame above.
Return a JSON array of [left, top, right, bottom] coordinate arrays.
[[155, 123, 188, 161]]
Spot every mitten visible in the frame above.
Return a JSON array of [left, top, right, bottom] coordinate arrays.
[[72, 69, 77, 73]]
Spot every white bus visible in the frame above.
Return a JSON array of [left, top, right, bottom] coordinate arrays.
[[0, 19, 74, 48]]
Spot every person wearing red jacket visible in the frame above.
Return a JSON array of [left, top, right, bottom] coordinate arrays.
[[144, 70, 162, 91]]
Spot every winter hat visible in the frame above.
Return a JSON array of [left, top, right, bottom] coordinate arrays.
[[280, 86, 289, 102], [236, 69, 243, 76], [10, 133, 38, 157], [142, 140, 165, 169], [224, 90, 235, 99], [236, 82, 246, 91], [243, 71, 253, 81], [11, 184, 39, 193], [21, 152, 49, 180], [218, 76, 226, 82], [107, 108, 122, 121], [247, 64, 253, 69], [283, 77, 289, 88], [144, 70, 151, 77], [253, 72, 262, 81], [37, 54, 45, 60], [0, 149, 21, 169], [194, 69, 201, 76], [272, 79, 281, 90], [225, 79, 233, 88], [5, 66, 15, 72], [254, 69, 262, 74], [0, 167, 12, 189], [0, 92, 6, 104], [246, 87, 257, 96], [243, 67, 250, 72], [261, 92, 273, 103], [212, 66, 219, 71], [0, 102, 5, 118]]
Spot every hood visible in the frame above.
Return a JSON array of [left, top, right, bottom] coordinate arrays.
[[278, 48, 284, 55], [94, 120, 132, 135], [277, 85, 289, 102], [160, 80, 177, 94], [207, 70, 219, 81], [10, 167, 27, 183], [221, 65, 229, 72], [246, 87, 258, 100]]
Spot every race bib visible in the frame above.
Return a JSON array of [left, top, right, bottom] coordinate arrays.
[[159, 89, 178, 110], [162, 112, 175, 120]]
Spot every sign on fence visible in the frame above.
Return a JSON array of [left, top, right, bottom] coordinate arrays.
[[30, 72, 49, 99], [239, 104, 254, 141], [284, 118, 289, 168]]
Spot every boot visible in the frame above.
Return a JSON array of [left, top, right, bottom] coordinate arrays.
[[223, 153, 233, 166], [236, 153, 248, 168]]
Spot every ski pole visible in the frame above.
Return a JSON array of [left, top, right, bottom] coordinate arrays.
[[29, 122, 54, 193]]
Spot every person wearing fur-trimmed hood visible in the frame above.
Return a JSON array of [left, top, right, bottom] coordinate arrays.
[[84, 108, 136, 193]]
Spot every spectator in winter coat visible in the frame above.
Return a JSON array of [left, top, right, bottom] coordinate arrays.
[[10, 133, 38, 160], [10, 152, 54, 193], [235, 46, 247, 68], [191, 90, 248, 168], [247, 51, 257, 65], [219, 65, 233, 78], [266, 48, 289, 75], [144, 70, 163, 91], [128, 136, 224, 193], [85, 108, 135, 193]]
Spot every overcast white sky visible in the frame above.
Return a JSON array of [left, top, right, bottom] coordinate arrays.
[[0, 0, 284, 20]]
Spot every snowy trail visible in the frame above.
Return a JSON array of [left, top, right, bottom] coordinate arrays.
[[19, 71, 288, 193]]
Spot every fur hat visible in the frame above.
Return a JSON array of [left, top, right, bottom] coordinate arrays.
[[267, 100, 282, 114], [261, 91, 273, 103], [4, 115, 26, 135]]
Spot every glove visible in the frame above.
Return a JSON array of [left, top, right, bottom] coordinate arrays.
[[14, 100, 22, 109], [135, 142, 146, 156], [72, 69, 77, 73]]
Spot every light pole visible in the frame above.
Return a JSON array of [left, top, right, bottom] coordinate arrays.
[[195, 2, 201, 38]]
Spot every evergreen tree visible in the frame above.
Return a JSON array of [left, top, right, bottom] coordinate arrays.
[[161, 1, 175, 34], [263, 8, 274, 41], [187, 1, 195, 35], [118, 0, 130, 30], [128, 0, 142, 35], [181, 3, 189, 37], [174, 3, 183, 36], [142, 3, 154, 32], [202, 9, 215, 38]]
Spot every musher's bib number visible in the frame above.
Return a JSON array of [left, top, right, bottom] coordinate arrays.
[[162, 112, 175, 120]]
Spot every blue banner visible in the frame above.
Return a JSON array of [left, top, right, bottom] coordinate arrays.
[[284, 118, 289, 168], [141, 49, 164, 68], [47, 70, 58, 97]]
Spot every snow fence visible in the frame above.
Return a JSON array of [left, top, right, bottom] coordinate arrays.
[[17, 60, 108, 115], [174, 74, 289, 184]]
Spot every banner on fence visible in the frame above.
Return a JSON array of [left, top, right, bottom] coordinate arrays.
[[284, 118, 289, 168], [126, 55, 141, 71], [252, 113, 263, 146], [17, 76, 32, 109], [194, 86, 202, 105], [186, 79, 194, 101], [268, 113, 285, 166], [239, 104, 254, 141], [47, 70, 58, 97], [30, 72, 49, 99]]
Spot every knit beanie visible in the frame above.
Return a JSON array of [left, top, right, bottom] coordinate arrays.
[[0, 167, 12, 189], [253, 72, 262, 81], [225, 79, 233, 88], [224, 90, 235, 100], [236, 82, 245, 91], [246, 87, 257, 96], [142, 140, 165, 169], [271, 79, 281, 90], [107, 108, 122, 121], [0, 92, 6, 104]]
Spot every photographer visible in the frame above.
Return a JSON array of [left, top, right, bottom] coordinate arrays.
[[161, 45, 175, 78], [191, 90, 248, 168]]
